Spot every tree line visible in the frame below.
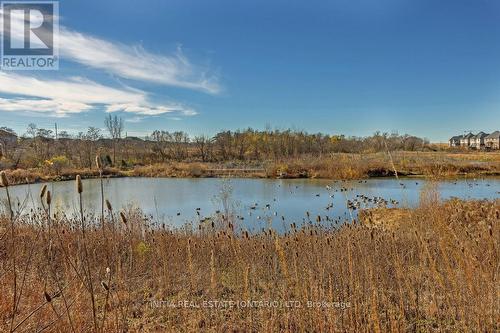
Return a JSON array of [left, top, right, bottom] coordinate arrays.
[[0, 116, 430, 170]]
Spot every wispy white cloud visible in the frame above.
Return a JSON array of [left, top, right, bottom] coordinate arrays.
[[0, 72, 196, 117], [3, 10, 220, 94], [106, 102, 197, 116], [125, 116, 146, 123], [60, 29, 220, 94], [0, 97, 91, 115]]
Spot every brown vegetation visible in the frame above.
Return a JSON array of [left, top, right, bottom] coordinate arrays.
[[1, 151, 499, 186], [0, 172, 498, 332]]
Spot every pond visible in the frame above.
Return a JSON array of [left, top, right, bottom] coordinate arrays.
[[1, 177, 499, 231]]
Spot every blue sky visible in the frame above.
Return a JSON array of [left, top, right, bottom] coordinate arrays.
[[1, 0, 500, 141]]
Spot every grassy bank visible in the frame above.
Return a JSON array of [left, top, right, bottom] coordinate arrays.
[[0, 173, 498, 332], [1, 151, 500, 185]]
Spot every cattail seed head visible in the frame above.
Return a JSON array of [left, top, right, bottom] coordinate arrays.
[[40, 184, 47, 198], [76, 175, 82, 193], [105, 199, 112, 211], [120, 212, 127, 224], [95, 155, 102, 170], [0, 171, 8, 187], [46, 190, 52, 206], [44, 291, 52, 303]]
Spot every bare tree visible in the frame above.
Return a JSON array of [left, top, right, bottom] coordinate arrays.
[[214, 131, 233, 161], [104, 115, 123, 165], [26, 123, 37, 139], [194, 135, 212, 162], [150, 130, 169, 161], [171, 131, 189, 161], [234, 130, 249, 160], [86, 127, 103, 168]]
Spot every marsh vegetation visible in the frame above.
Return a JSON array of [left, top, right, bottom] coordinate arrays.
[[0, 170, 498, 332]]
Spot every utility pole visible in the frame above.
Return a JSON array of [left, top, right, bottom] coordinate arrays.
[[55, 123, 58, 140]]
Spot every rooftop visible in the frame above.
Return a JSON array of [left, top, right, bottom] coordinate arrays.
[[485, 131, 500, 139]]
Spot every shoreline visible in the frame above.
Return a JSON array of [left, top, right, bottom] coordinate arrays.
[[1, 151, 499, 186], [2, 164, 499, 187]]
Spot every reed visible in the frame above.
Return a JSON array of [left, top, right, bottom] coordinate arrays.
[[75, 175, 98, 332], [1, 171, 18, 333]]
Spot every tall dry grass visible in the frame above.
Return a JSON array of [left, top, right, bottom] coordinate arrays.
[[1, 150, 499, 186], [269, 151, 500, 179], [0, 173, 498, 332]]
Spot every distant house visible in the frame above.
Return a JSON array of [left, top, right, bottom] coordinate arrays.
[[449, 135, 462, 147], [0, 129, 18, 157], [470, 132, 488, 149], [485, 131, 500, 150], [0, 129, 17, 146], [459, 133, 474, 148]]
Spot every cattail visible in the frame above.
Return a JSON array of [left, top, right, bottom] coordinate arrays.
[[105, 199, 112, 211], [44, 291, 52, 303], [120, 212, 127, 224], [40, 184, 47, 198], [76, 175, 82, 193], [0, 171, 8, 187], [46, 190, 52, 206], [101, 281, 109, 291], [274, 238, 288, 278], [210, 250, 216, 292], [95, 155, 102, 170]]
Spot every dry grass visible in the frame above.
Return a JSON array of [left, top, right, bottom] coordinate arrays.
[[2, 167, 124, 186], [1, 151, 499, 186], [0, 173, 498, 332], [130, 162, 211, 178], [269, 151, 500, 179]]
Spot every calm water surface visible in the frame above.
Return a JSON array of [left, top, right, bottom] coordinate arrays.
[[2, 177, 499, 231]]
